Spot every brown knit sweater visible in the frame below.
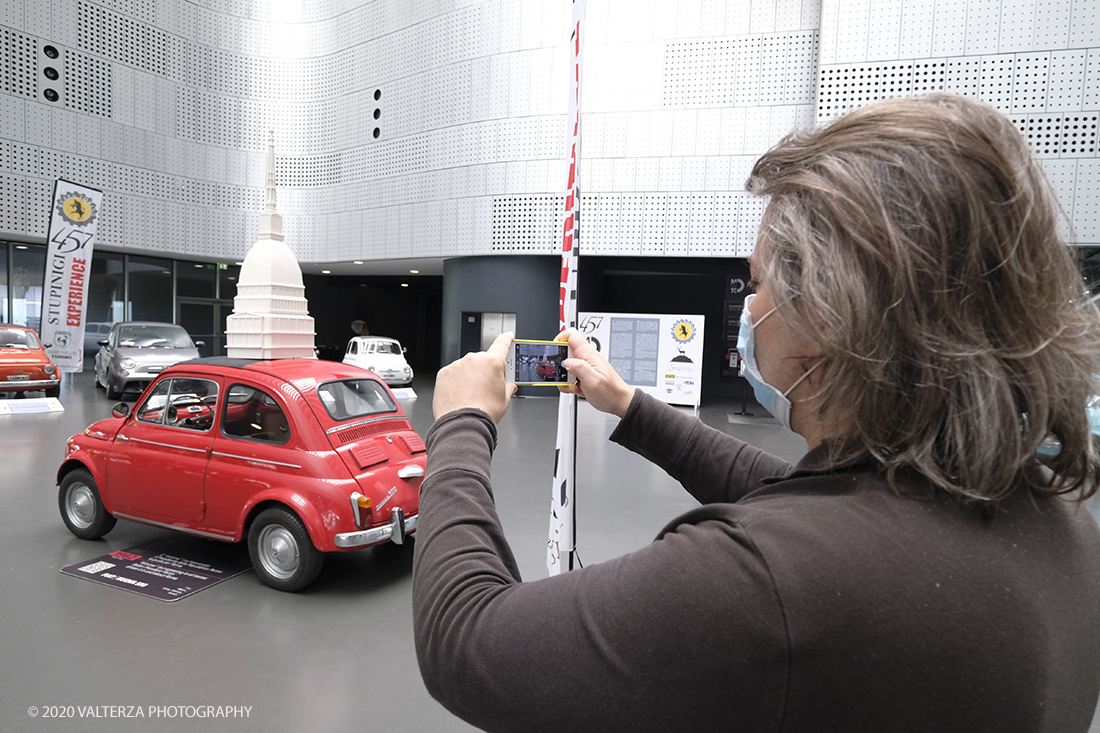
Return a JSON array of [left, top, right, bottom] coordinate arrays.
[[413, 390, 1100, 732]]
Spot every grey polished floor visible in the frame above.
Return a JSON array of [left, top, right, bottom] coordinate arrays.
[[1, 370, 1098, 732]]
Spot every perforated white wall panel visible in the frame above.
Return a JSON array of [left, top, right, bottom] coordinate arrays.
[[819, 0, 1099, 244], [1, 0, 1098, 261]]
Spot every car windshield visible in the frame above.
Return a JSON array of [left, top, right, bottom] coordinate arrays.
[[117, 325, 194, 349], [0, 328, 39, 349], [317, 379, 397, 421], [372, 342, 402, 355]]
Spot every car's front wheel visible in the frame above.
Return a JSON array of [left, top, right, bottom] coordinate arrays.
[[247, 507, 324, 592], [59, 468, 117, 540], [106, 376, 122, 400]]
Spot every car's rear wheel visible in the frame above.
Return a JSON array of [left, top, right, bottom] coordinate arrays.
[[248, 507, 323, 592], [59, 469, 116, 540]]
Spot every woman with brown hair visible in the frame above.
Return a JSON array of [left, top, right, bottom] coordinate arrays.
[[414, 94, 1100, 732]]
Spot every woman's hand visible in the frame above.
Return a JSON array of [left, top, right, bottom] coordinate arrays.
[[433, 332, 517, 424], [556, 329, 634, 418]]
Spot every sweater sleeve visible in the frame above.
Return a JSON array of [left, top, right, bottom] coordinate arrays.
[[412, 408, 789, 733], [610, 389, 793, 504]]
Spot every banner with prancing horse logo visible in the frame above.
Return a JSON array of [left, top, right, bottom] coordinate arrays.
[[40, 179, 103, 373]]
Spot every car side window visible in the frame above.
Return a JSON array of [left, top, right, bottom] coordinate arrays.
[[166, 378, 220, 431], [134, 378, 219, 431], [221, 384, 290, 443], [348, 341, 357, 355], [135, 380, 172, 424]]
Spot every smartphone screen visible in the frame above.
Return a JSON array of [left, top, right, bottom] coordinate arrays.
[[510, 340, 572, 385]]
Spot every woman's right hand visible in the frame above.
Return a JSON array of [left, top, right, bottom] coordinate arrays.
[[555, 329, 635, 419]]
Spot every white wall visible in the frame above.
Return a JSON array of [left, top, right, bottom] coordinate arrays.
[[0, 0, 1096, 265]]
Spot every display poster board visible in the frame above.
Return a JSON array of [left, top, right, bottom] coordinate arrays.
[[61, 539, 252, 602], [577, 312, 704, 407], [40, 179, 103, 373]]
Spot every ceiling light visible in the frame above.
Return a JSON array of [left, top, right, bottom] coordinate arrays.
[[409, 269, 419, 274], [321, 270, 331, 274], [401, 283, 409, 287], [353, 260, 364, 265]]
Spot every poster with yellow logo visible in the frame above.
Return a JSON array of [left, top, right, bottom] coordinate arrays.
[[40, 179, 103, 373]]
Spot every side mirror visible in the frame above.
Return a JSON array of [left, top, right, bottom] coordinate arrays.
[[97, 339, 108, 346], [402, 347, 408, 354], [194, 341, 205, 348], [111, 402, 130, 418]]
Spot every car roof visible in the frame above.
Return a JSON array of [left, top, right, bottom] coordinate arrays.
[[0, 324, 33, 330], [114, 321, 185, 328], [168, 357, 374, 382], [352, 336, 400, 343], [162, 357, 402, 426]]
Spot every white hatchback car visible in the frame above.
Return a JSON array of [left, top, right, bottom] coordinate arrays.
[[343, 336, 414, 387]]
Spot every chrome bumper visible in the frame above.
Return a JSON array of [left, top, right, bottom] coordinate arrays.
[[334, 508, 417, 548], [1, 378, 59, 388]]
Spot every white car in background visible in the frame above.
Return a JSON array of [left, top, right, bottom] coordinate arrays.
[[343, 336, 414, 387]]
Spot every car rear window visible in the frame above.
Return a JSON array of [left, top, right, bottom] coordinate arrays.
[[317, 379, 396, 421]]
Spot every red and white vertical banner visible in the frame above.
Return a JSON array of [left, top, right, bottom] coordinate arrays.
[[548, 0, 586, 576], [40, 179, 103, 373]]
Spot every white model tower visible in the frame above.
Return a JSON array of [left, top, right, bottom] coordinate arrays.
[[225, 132, 316, 359]]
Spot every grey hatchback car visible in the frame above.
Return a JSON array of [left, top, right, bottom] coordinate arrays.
[[94, 321, 203, 399]]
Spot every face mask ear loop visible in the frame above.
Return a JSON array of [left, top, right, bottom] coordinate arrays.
[[781, 360, 821, 399], [743, 294, 778, 331]]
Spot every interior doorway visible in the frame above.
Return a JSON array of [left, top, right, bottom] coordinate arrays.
[[177, 298, 234, 357], [460, 312, 516, 356]]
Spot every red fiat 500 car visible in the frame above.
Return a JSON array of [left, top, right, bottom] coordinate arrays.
[[57, 357, 424, 591], [536, 360, 556, 381], [0, 324, 61, 397]]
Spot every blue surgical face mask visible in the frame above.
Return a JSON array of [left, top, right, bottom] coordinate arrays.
[[736, 294, 818, 431]]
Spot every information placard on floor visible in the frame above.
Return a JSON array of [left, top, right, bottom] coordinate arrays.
[[61, 538, 252, 601]]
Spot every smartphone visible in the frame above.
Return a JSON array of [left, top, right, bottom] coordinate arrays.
[[505, 339, 575, 385]]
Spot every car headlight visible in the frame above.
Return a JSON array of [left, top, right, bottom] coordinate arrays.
[[44, 364, 56, 375], [367, 365, 376, 372], [119, 358, 137, 370]]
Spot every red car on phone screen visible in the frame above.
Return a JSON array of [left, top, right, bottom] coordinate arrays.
[[57, 357, 424, 591]]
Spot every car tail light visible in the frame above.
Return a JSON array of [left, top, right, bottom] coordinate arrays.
[[350, 492, 373, 529]]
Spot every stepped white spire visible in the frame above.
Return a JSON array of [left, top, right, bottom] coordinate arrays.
[[225, 131, 316, 359], [259, 130, 283, 242]]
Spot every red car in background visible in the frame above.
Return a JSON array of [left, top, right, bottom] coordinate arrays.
[[57, 357, 424, 591], [0, 324, 61, 398]]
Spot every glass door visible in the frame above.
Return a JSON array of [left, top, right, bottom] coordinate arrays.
[[177, 298, 233, 357]]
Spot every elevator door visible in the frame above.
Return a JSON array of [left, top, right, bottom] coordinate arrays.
[[460, 312, 516, 356]]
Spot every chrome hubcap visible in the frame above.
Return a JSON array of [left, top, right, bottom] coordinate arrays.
[[67, 484, 96, 529], [257, 525, 299, 580]]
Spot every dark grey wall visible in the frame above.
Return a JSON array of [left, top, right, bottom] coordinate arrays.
[[441, 255, 561, 393]]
